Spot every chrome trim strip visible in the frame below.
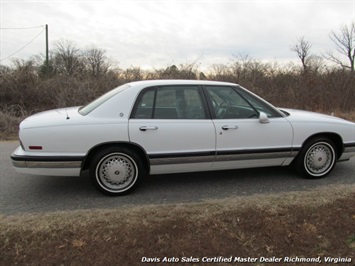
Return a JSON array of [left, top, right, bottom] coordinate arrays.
[[149, 150, 300, 165], [12, 161, 27, 168], [150, 155, 215, 165], [215, 151, 293, 162], [343, 146, 355, 153], [11, 154, 84, 162], [290, 150, 299, 157], [12, 160, 82, 169], [339, 146, 355, 161], [217, 147, 296, 156]]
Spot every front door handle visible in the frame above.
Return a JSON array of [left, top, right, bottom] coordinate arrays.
[[139, 126, 159, 131], [222, 125, 238, 130]]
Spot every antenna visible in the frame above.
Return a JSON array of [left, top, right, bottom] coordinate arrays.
[[65, 107, 70, 120], [45, 24, 49, 78]]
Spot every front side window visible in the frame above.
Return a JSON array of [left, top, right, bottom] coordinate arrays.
[[131, 86, 207, 119], [206, 86, 259, 119], [206, 86, 281, 119], [236, 88, 281, 118]]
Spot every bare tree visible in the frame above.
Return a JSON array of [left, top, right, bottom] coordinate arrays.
[[306, 55, 326, 73], [153, 63, 198, 80], [0, 64, 11, 74], [10, 58, 39, 83], [84, 47, 110, 76], [53, 40, 83, 76], [32, 52, 56, 78], [231, 53, 267, 84], [121, 66, 144, 82], [209, 63, 232, 81], [290, 37, 312, 72], [325, 22, 355, 72]]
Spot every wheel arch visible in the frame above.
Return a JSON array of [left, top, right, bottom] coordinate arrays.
[[300, 132, 344, 159], [81, 141, 150, 173]]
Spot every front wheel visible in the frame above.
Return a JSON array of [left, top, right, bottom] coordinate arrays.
[[295, 137, 337, 179], [90, 147, 145, 196]]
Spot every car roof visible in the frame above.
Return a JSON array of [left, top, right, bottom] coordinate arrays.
[[127, 79, 238, 87]]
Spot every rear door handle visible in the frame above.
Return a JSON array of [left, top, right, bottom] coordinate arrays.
[[222, 125, 238, 130], [139, 126, 158, 131]]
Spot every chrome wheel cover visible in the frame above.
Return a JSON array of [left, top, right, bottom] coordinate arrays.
[[304, 142, 335, 176], [96, 153, 138, 192]]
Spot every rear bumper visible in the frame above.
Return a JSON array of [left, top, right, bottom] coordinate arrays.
[[11, 146, 83, 176]]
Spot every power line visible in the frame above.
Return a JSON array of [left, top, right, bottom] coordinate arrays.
[[0, 25, 44, 30], [0, 28, 45, 62]]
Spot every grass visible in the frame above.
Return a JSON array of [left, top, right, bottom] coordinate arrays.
[[1, 184, 355, 265]]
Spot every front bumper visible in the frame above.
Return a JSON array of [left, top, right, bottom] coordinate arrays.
[[339, 142, 355, 161]]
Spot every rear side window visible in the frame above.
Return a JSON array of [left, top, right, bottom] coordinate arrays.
[[79, 84, 130, 115], [133, 88, 155, 119], [131, 86, 207, 119]]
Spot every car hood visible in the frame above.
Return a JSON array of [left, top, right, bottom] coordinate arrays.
[[280, 108, 354, 125], [20, 106, 82, 129]]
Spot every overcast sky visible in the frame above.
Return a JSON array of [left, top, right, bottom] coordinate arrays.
[[1, 0, 354, 70]]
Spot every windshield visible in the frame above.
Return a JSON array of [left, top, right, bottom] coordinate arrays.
[[79, 84, 130, 115]]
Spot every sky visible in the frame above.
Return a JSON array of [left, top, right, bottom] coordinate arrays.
[[0, 0, 354, 70]]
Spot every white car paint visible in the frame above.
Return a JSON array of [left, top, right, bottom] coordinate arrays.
[[129, 119, 216, 174], [11, 80, 355, 195], [282, 108, 355, 161]]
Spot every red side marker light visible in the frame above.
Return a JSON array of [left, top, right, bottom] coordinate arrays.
[[29, 146, 43, 150]]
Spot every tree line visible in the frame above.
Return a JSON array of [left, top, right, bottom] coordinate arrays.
[[0, 22, 354, 120]]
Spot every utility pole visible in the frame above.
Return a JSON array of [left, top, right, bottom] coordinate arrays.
[[45, 24, 49, 78]]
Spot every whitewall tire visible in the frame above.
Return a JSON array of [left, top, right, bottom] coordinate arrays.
[[296, 137, 337, 179], [90, 147, 145, 196]]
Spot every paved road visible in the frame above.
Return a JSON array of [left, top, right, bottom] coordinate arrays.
[[1, 141, 354, 215]]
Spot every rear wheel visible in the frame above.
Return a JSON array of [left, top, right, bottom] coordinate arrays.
[[296, 137, 337, 179], [90, 147, 145, 196]]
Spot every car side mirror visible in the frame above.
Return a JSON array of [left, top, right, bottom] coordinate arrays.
[[259, 112, 270, 124]]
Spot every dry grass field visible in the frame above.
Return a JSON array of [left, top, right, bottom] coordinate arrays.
[[1, 185, 355, 265]]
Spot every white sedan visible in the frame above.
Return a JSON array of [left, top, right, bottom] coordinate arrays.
[[11, 80, 355, 195]]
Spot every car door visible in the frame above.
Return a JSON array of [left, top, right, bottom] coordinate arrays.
[[204, 85, 294, 170], [129, 85, 216, 174]]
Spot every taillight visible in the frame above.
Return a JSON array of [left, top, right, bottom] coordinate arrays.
[[29, 146, 43, 150]]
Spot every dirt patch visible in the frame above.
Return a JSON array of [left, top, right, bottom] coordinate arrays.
[[1, 185, 355, 265]]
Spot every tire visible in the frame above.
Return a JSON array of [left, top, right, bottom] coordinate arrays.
[[89, 147, 145, 196], [296, 137, 337, 179]]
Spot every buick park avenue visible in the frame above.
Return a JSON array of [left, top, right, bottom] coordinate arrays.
[[11, 80, 355, 195]]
